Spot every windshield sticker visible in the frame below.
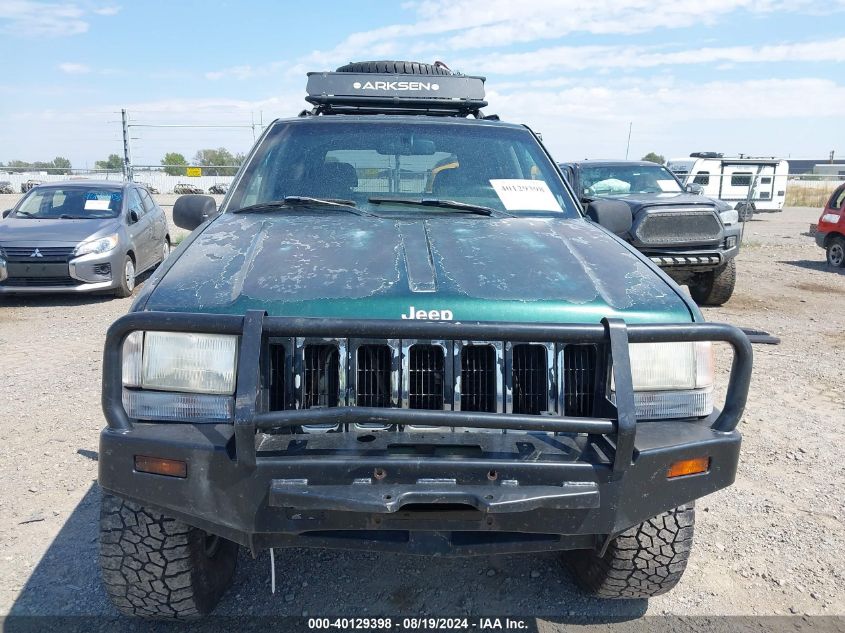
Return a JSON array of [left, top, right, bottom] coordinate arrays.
[[84, 199, 111, 211], [490, 179, 563, 212], [656, 180, 679, 192]]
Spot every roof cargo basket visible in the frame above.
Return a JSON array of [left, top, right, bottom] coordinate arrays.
[[305, 71, 488, 117]]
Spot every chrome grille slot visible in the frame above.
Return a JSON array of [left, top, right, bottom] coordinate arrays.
[[460, 345, 497, 413], [2, 246, 75, 261], [408, 344, 445, 410], [303, 345, 340, 409], [511, 344, 548, 415], [268, 344, 287, 411], [356, 344, 392, 408], [563, 344, 597, 417], [264, 334, 599, 434]]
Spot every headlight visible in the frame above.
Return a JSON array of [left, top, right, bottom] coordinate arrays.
[[122, 331, 239, 422], [123, 331, 238, 394], [74, 233, 119, 256], [719, 209, 739, 225], [612, 342, 714, 420]]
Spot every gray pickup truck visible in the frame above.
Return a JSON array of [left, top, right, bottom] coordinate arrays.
[[559, 160, 741, 306]]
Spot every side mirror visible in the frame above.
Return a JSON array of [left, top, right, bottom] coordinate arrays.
[[585, 199, 632, 236], [1, 209, 11, 219], [128, 210, 140, 224], [174, 194, 217, 231], [686, 183, 704, 195]]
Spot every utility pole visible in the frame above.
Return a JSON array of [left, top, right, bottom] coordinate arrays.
[[830, 150, 835, 164], [625, 122, 632, 160], [121, 108, 133, 182]]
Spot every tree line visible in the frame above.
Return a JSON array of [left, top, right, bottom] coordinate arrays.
[[160, 148, 246, 176], [1, 147, 245, 176], [0, 157, 72, 173]]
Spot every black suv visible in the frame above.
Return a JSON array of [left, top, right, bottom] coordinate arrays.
[[560, 161, 742, 306], [97, 62, 752, 619]]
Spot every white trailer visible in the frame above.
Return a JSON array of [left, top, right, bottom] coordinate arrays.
[[667, 153, 789, 215]]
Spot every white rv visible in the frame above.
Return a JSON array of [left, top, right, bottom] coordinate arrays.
[[667, 153, 789, 216]]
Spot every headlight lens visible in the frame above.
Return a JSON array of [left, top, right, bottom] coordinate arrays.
[[74, 233, 119, 256], [123, 331, 238, 394], [719, 209, 739, 225], [122, 390, 234, 422], [122, 331, 239, 422], [612, 342, 714, 420]]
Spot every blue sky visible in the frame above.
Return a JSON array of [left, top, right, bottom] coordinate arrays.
[[1, 0, 844, 168]]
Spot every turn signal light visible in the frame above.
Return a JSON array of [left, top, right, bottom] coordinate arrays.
[[134, 455, 187, 478], [667, 456, 710, 479]]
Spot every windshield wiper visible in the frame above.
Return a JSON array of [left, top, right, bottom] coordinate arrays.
[[232, 196, 365, 215], [368, 196, 496, 216], [59, 214, 89, 219]]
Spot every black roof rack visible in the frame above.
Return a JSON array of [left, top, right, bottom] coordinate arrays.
[[304, 71, 488, 117]]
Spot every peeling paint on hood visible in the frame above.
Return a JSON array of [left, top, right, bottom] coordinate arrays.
[[143, 212, 693, 324]]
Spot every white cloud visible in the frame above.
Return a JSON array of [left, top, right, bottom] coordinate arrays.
[[4, 76, 842, 166], [57, 62, 91, 74], [92, 5, 120, 15], [204, 64, 285, 81], [456, 37, 845, 75], [0, 0, 120, 37], [0, 1, 88, 36], [490, 78, 845, 160], [289, 0, 845, 67]]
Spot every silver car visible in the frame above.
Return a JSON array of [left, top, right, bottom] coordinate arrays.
[[0, 180, 170, 297]]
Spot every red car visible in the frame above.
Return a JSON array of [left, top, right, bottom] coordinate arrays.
[[816, 184, 845, 267]]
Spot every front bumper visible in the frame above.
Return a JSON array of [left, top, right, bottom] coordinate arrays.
[[100, 421, 741, 555], [99, 313, 752, 555], [0, 248, 122, 294], [643, 240, 740, 272], [815, 230, 834, 249]]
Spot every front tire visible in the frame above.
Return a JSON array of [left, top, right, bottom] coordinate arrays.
[[736, 203, 754, 222], [688, 259, 736, 306], [99, 494, 238, 619], [567, 504, 695, 599], [160, 238, 171, 264], [114, 255, 136, 298], [826, 236, 845, 267]]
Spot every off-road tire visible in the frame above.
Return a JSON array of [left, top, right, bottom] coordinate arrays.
[[688, 258, 736, 306], [826, 235, 845, 267], [99, 494, 238, 619], [736, 203, 754, 222], [567, 504, 695, 599], [336, 60, 452, 75]]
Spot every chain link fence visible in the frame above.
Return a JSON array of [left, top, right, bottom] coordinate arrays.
[[3, 166, 843, 207], [0, 166, 239, 195]]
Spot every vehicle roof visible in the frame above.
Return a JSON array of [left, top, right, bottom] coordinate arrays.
[[32, 180, 126, 189], [273, 114, 527, 131], [561, 160, 669, 168], [671, 156, 786, 164]]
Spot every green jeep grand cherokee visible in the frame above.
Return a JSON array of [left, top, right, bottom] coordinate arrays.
[[98, 61, 752, 619]]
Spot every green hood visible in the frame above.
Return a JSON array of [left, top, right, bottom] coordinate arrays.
[[141, 212, 695, 324]]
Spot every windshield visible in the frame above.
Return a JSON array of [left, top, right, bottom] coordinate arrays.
[[14, 187, 123, 219], [226, 120, 579, 217], [580, 164, 683, 196]]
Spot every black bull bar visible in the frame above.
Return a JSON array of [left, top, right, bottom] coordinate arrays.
[[101, 311, 753, 476]]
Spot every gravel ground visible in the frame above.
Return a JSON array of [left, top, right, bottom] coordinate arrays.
[[0, 206, 843, 626]]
